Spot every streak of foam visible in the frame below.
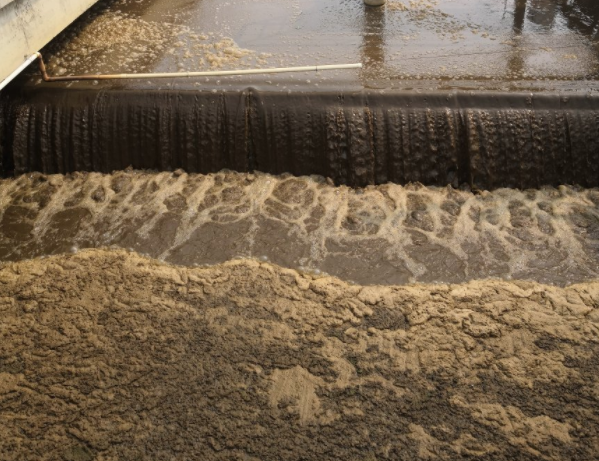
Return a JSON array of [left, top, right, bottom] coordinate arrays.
[[0, 171, 597, 286]]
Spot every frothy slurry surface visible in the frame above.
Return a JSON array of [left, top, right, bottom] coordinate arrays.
[[0, 170, 597, 286], [0, 249, 598, 460]]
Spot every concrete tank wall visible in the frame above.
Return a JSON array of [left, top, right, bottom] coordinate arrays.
[[0, 0, 97, 86]]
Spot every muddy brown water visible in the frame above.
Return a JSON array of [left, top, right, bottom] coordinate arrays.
[[0, 170, 597, 287], [2, 1, 599, 459], [22, 0, 599, 92]]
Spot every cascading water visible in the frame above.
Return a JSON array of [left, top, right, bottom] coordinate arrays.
[[2, 89, 598, 189]]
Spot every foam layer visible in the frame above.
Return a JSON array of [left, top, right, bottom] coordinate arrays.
[[0, 248, 598, 460]]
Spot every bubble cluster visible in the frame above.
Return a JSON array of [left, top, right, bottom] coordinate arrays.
[[43, 1, 269, 76]]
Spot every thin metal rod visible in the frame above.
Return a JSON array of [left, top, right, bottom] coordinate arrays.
[[0, 53, 40, 91], [36, 53, 362, 82]]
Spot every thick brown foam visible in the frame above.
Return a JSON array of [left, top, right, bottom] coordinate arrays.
[[1, 248, 598, 460]]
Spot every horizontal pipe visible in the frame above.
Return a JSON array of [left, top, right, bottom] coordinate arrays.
[[0, 53, 40, 92], [36, 53, 362, 82]]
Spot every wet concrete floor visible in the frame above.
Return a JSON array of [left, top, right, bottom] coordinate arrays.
[[20, 0, 599, 92], [1, 170, 597, 287]]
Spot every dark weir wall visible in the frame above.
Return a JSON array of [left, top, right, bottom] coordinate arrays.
[[1, 86, 599, 189]]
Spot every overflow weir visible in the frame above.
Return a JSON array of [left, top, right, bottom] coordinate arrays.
[[2, 86, 599, 189], [2, 0, 599, 189]]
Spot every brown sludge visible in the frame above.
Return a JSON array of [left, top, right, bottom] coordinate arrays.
[[0, 248, 598, 460]]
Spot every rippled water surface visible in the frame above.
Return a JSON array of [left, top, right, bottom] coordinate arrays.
[[25, 0, 599, 91]]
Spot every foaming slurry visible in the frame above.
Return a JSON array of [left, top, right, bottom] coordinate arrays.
[[0, 170, 597, 286], [1, 248, 598, 460]]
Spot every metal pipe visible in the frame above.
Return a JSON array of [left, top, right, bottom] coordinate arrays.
[[0, 53, 40, 92], [36, 53, 362, 82]]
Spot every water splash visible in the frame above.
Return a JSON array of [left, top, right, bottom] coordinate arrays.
[[0, 170, 596, 286]]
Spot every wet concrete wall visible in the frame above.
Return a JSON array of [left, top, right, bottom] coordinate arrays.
[[1, 86, 599, 189], [0, 0, 98, 85]]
